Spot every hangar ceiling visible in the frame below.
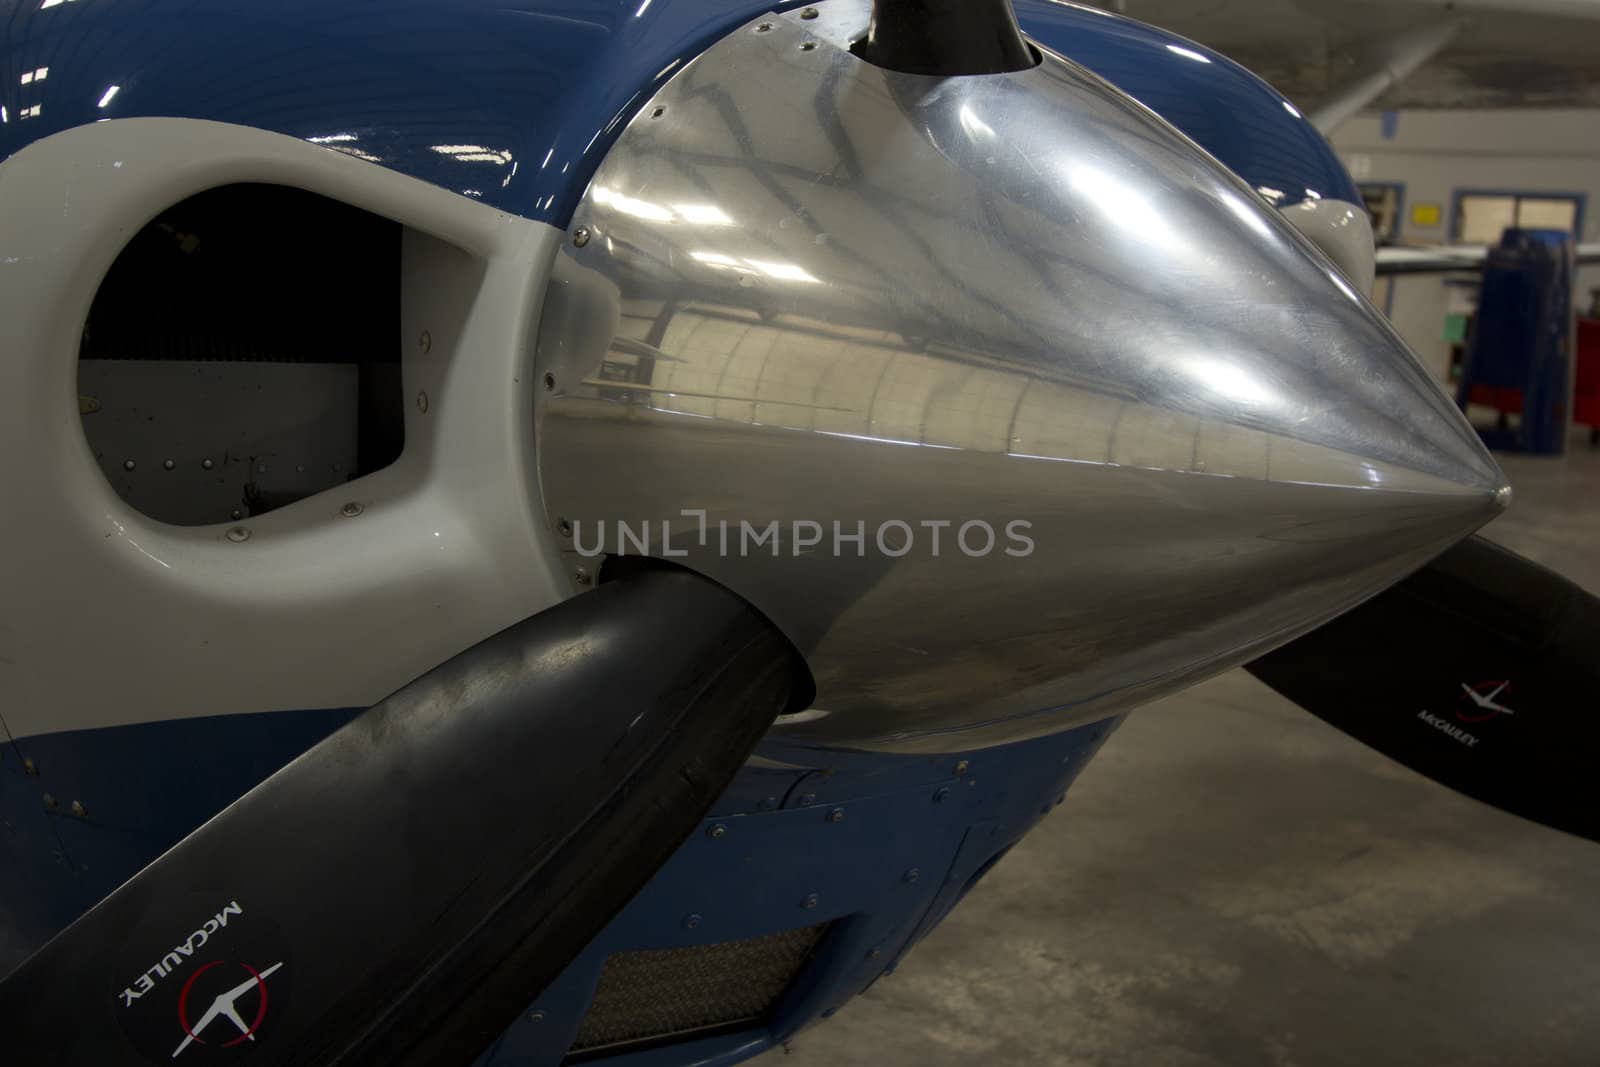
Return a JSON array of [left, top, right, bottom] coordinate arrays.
[[1086, 0, 1600, 109]]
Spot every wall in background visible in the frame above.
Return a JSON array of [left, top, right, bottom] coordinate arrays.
[[1331, 109, 1600, 383]]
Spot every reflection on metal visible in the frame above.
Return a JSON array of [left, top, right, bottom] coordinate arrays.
[[535, 0, 1507, 752]]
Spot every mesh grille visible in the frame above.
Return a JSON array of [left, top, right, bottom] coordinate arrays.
[[569, 924, 830, 1054]]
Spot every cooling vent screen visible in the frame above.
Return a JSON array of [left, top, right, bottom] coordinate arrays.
[[568, 923, 831, 1056]]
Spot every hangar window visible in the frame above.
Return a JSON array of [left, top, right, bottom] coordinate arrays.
[[1455, 192, 1582, 245], [77, 184, 404, 526]]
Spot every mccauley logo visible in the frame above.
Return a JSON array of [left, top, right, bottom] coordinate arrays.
[[119, 901, 244, 1007], [1418, 709, 1480, 748], [172, 960, 285, 1058], [112, 896, 293, 1064]]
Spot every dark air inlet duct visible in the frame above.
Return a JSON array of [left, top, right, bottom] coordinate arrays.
[[854, 0, 1037, 76]]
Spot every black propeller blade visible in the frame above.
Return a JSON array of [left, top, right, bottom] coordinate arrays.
[[1248, 534, 1600, 842], [0, 567, 809, 1066]]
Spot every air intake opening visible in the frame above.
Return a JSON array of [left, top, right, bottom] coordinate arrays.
[[77, 183, 404, 526], [566, 923, 833, 1060]]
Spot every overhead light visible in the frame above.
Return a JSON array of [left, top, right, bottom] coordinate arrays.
[[672, 203, 733, 225], [608, 192, 673, 222], [97, 85, 120, 108], [745, 259, 821, 283], [431, 144, 514, 165], [1166, 44, 1210, 64], [327, 145, 383, 163], [1184, 357, 1276, 407], [958, 104, 996, 141]]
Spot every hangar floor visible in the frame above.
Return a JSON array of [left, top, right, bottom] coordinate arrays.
[[775, 434, 1600, 1066]]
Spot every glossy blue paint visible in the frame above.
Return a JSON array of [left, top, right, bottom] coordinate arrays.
[[2, 0, 1353, 226], [478, 721, 1120, 1066], [1, 700, 1117, 1067], [0, 707, 360, 976], [0, 0, 809, 222], [1015, 0, 1359, 208]]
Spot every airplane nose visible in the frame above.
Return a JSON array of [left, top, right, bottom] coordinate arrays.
[[533, 2, 1507, 751]]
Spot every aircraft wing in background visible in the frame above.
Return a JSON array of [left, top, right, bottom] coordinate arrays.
[[1376, 242, 1600, 275]]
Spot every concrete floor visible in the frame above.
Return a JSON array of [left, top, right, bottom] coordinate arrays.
[[774, 434, 1600, 1066]]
